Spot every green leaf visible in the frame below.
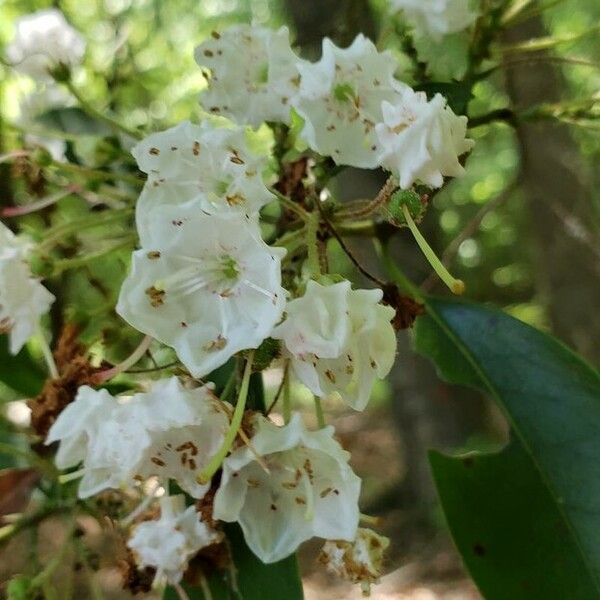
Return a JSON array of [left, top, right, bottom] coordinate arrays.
[[36, 107, 112, 137], [163, 524, 303, 600], [0, 337, 45, 399], [415, 298, 600, 599]]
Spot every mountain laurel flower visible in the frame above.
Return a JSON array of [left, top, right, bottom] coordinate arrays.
[[214, 412, 361, 564], [132, 121, 274, 242], [117, 209, 286, 378], [195, 25, 303, 127], [273, 280, 397, 411], [294, 34, 406, 169], [0, 223, 54, 354], [6, 8, 85, 80], [389, 0, 478, 40], [46, 378, 230, 499], [127, 494, 222, 586], [319, 528, 390, 594], [376, 89, 474, 189]]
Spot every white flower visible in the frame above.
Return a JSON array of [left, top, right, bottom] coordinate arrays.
[[46, 378, 230, 499], [375, 89, 474, 189], [0, 223, 54, 355], [319, 528, 390, 593], [214, 412, 361, 564], [132, 121, 274, 239], [294, 34, 406, 168], [390, 0, 478, 40], [128, 494, 222, 586], [195, 25, 303, 127], [45, 385, 115, 474], [117, 209, 286, 378], [273, 280, 396, 411], [6, 9, 86, 80]]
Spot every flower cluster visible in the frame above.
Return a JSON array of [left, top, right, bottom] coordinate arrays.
[[6, 14, 475, 595], [0, 223, 54, 355], [116, 120, 286, 377], [196, 25, 473, 188], [46, 377, 230, 499]]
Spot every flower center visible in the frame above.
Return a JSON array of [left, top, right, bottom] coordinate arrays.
[[153, 253, 242, 299]]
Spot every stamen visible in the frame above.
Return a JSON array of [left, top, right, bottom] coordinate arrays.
[[299, 467, 315, 521]]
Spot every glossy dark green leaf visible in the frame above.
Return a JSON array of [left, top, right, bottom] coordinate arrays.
[[0, 337, 45, 399], [415, 298, 600, 599]]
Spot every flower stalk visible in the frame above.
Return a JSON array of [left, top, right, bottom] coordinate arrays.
[[197, 351, 255, 485]]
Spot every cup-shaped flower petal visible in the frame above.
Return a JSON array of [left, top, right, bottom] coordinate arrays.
[[195, 25, 303, 127], [294, 34, 406, 168], [319, 527, 390, 591], [214, 412, 361, 564], [273, 281, 396, 411], [389, 0, 478, 40], [128, 494, 222, 586], [46, 378, 230, 499], [132, 121, 274, 243], [6, 9, 85, 80], [45, 386, 115, 470], [376, 90, 474, 189], [117, 210, 286, 378], [0, 249, 54, 355]]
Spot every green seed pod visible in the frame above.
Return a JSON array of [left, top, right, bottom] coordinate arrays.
[[386, 189, 427, 226]]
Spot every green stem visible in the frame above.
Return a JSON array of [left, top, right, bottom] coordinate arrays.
[[37, 324, 58, 379], [313, 396, 325, 429], [306, 211, 321, 277], [401, 205, 465, 295], [51, 236, 135, 274], [52, 159, 142, 186], [63, 79, 142, 140], [39, 208, 133, 250], [334, 175, 397, 221], [197, 352, 255, 484], [272, 226, 306, 250], [271, 188, 310, 221]]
